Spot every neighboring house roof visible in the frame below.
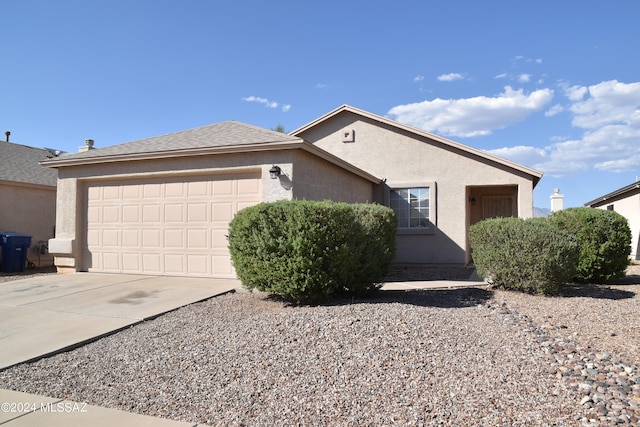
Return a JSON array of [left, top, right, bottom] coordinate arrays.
[[291, 104, 544, 187], [584, 181, 640, 207], [0, 141, 58, 187], [41, 120, 381, 183]]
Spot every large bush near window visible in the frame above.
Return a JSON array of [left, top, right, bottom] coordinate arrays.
[[548, 207, 631, 283], [228, 200, 396, 304], [469, 217, 579, 294]]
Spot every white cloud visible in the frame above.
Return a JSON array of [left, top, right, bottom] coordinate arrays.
[[517, 73, 531, 83], [437, 73, 464, 82], [564, 85, 588, 101], [389, 79, 640, 178], [486, 80, 640, 177], [495, 73, 508, 79], [595, 155, 640, 173], [489, 145, 547, 165], [414, 75, 424, 82], [568, 80, 640, 129], [545, 104, 564, 117], [316, 83, 329, 89], [242, 96, 291, 112], [387, 86, 554, 137]]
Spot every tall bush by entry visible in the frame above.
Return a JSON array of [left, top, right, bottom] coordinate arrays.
[[227, 200, 396, 304], [469, 217, 579, 294], [548, 207, 631, 283]]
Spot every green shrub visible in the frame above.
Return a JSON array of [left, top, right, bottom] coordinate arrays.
[[469, 217, 579, 294], [548, 207, 631, 283], [227, 200, 396, 304]]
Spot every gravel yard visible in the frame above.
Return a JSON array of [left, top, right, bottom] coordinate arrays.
[[0, 266, 639, 426]]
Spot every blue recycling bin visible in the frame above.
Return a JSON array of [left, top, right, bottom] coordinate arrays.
[[0, 232, 32, 273]]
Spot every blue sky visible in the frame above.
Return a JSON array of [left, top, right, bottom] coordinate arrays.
[[2, 0, 639, 209]]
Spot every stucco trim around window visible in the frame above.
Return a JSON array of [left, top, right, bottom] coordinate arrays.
[[385, 181, 437, 235]]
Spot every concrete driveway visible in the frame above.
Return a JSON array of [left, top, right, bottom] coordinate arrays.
[[0, 273, 240, 370]]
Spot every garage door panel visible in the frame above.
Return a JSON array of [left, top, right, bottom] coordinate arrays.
[[164, 204, 185, 222], [187, 229, 208, 248], [102, 229, 120, 247], [142, 254, 162, 273], [187, 255, 208, 274], [188, 181, 209, 196], [164, 254, 185, 274], [103, 186, 120, 200], [86, 229, 100, 246], [122, 253, 141, 271], [187, 203, 208, 222], [212, 229, 227, 249], [87, 206, 101, 224], [165, 182, 185, 197], [122, 230, 139, 248], [122, 184, 141, 199], [213, 180, 233, 196], [102, 206, 120, 223], [238, 179, 260, 195], [122, 205, 140, 223], [143, 183, 162, 198], [143, 205, 161, 222], [102, 252, 120, 271], [85, 173, 260, 278], [212, 203, 233, 222], [163, 229, 184, 248], [143, 229, 162, 248]]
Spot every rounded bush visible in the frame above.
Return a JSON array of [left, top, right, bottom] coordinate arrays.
[[548, 207, 631, 283], [227, 200, 396, 304], [469, 217, 579, 294]]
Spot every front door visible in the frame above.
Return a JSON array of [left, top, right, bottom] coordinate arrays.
[[465, 186, 518, 265]]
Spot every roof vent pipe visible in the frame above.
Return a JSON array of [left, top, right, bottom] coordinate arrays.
[[78, 139, 95, 153], [4, 131, 9, 142]]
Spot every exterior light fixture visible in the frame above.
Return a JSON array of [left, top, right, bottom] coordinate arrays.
[[269, 165, 281, 179], [469, 196, 476, 205]]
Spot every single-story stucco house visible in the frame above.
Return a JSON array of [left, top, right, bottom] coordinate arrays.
[[0, 135, 58, 268], [584, 180, 640, 260], [43, 105, 542, 278]]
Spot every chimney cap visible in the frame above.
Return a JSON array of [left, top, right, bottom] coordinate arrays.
[[4, 131, 9, 142]]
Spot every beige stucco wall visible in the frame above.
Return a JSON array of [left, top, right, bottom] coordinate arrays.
[[595, 192, 640, 260], [291, 150, 374, 203], [0, 181, 56, 267], [48, 149, 374, 271], [297, 112, 537, 265]]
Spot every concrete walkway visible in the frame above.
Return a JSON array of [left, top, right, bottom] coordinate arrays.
[[381, 269, 486, 290], [0, 272, 486, 426]]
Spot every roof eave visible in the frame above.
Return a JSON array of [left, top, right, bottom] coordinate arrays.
[[584, 182, 640, 207], [38, 139, 382, 184], [40, 140, 306, 168]]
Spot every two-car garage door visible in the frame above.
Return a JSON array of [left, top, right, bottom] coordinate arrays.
[[82, 173, 261, 278]]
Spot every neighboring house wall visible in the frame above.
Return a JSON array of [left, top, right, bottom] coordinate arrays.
[[0, 141, 58, 268], [586, 184, 640, 260], [0, 181, 56, 267], [294, 108, 539, 265]]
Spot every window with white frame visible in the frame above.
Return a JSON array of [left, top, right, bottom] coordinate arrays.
[[390, 187, 430, 229]]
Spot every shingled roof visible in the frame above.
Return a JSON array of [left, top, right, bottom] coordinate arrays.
[[0, 142, 58, 187], [42, 121, 302, 166]]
